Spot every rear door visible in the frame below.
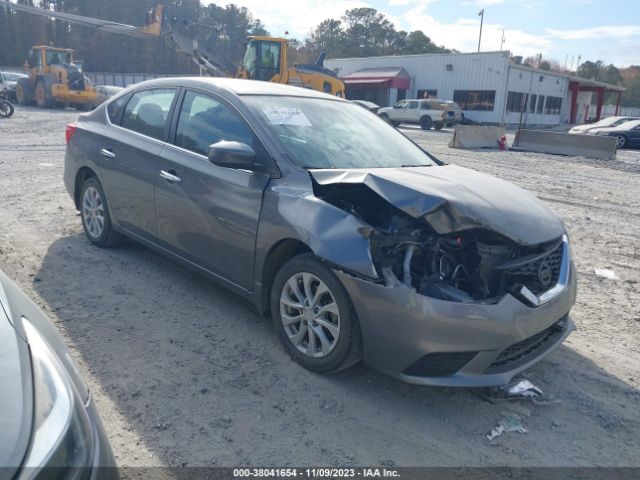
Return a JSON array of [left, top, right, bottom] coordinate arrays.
[[154, 89, 271, 290], [98, 88, 178, 240], [629, 125, 640, 147]]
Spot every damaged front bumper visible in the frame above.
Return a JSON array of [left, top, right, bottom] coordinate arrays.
[[334, 255, 577, 387]]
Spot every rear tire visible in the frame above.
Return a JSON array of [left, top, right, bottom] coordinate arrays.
[[271, 254, 362, 373], [80, 177, 122, 247], [16, 81, 30, 106], [420, 115, 433, 130], [434, 121, 444, 130]]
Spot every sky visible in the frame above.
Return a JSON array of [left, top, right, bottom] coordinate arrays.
[[205, 0, 640, 67]]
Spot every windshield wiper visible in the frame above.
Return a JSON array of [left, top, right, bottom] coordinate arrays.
[[399, 164, 434, 167]]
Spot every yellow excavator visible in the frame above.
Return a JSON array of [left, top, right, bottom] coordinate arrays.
[[1, 2, 344, 104]]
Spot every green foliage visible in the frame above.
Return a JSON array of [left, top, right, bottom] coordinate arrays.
[[301, 8, 450, 60]]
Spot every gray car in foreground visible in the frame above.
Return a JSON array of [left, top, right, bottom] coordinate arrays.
[[0, 270, 118, 479], [63, 77, 576, 387]]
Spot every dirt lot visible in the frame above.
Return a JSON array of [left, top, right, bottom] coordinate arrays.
[[1, 107, 639, 470]]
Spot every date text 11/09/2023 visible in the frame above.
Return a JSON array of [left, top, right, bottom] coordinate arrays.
[[233, 468, 400, 478]]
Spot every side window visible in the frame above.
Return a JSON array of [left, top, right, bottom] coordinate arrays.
[[121, 89, 176, 141], [174, 91, 254, 156], [107, 93, 131, 125], [407, 101, 419, 109], [421, 101, 430, 110]]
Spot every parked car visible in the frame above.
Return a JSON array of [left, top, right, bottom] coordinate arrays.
[[568, 115, 639, 134], [92, 85, 124, 108], [377, 99, 462, 130], [64, 78, 576, 386], [351, 99, 380, 113], [589, 119, 640, 148], [0, 270, 118, 479], [0, 71, 29, 101]]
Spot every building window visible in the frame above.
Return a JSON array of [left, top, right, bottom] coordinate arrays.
[[529, 94, 537, 113], [506, 91, 526, 112], [417, 89, 437, 99], [537, 95, 545, 114], [544, 96, 562, 115], [453, 90, 495, 111]]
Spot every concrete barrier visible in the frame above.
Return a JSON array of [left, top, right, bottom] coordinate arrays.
[[514, 129, 617, 160], [449, 125, 506, 149]]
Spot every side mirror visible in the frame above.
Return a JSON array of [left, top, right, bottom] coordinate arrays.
[[208, 140, 256, 170]]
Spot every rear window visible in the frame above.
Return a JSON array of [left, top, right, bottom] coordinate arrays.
[[107, 93, 131, 124], [120, 89, 176, 141]]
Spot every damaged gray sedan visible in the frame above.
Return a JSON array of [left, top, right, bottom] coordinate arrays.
[[64, 78, 576, 387]]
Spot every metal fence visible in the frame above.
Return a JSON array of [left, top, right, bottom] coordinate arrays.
[[602, 104, 640, 117], [85, 72, 188, 87]]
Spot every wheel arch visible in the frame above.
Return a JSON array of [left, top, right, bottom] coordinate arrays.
[[259, 238, 312, 317], [74, 166, 98, 210]]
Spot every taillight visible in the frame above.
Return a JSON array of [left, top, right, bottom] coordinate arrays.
[[65, 123, 77, 145]]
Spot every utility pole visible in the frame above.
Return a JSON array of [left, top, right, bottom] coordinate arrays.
[[478, 9, 484, 52], [500, 29, 505, 51]]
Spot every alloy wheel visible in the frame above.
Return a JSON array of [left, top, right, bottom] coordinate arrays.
[[280, 272, 341, 358], [82, 186, 105, 239], [616, 135, 626, 148]]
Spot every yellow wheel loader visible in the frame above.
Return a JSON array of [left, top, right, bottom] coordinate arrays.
[[15, 46, 96, 109]]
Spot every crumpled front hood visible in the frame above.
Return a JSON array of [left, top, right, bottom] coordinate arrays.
[[309, 165, 564, 245]]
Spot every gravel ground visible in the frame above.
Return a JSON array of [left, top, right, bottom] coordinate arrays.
[[0, 107, 639, 470]]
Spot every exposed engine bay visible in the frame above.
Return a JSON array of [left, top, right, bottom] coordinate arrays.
[[313, 181, 563, 304]]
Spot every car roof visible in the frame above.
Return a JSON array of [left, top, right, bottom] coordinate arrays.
[[126, 77, 347, 101]]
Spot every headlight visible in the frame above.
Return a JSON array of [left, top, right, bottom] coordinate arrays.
[[21, 318, 94, 480]]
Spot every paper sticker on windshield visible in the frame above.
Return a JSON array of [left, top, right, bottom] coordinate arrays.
[[262, 106, 312, 127]]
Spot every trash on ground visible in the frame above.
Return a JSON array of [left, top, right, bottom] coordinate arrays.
[[504, 379, 543, 398], [487, 413, 527, 440], [594, 268, 617, 280]]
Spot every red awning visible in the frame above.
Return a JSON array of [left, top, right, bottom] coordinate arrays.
[[342, 67, 411, 90]]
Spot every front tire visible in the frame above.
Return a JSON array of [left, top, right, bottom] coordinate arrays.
[[420, 115, 433, 130], [271, 254, 362, 373], [35, 80, 53, 109], [80, 177, 122, 247], [0, 100, 14, 118], [615, 134, 627, 149], [434, 121, 444, 130]]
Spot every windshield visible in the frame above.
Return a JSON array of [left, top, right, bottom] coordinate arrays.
[[244, 96, 438, 169], [46, 50, 71, 65]]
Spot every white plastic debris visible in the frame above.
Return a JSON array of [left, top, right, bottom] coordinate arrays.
[[504, 379, 543, 399], [487, 414, 527, 440], [594, 268, 617, 280]]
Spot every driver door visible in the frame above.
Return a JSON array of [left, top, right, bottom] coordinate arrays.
[[154, 90, 271, 290]]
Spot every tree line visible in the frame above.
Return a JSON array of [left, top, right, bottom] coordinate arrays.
[[0, 1, 637, 107]]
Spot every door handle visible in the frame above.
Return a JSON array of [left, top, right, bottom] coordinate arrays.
[[99, 148, 115, 159], [159, 170, 181, 183]]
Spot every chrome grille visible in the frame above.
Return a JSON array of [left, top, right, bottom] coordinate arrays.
[[505, 240, 563, 295]]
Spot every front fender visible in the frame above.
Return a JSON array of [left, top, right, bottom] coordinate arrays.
[[254, 174, 378, 283]]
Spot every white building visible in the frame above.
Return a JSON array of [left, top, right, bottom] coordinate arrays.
[[325, 51, 624, 126]]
